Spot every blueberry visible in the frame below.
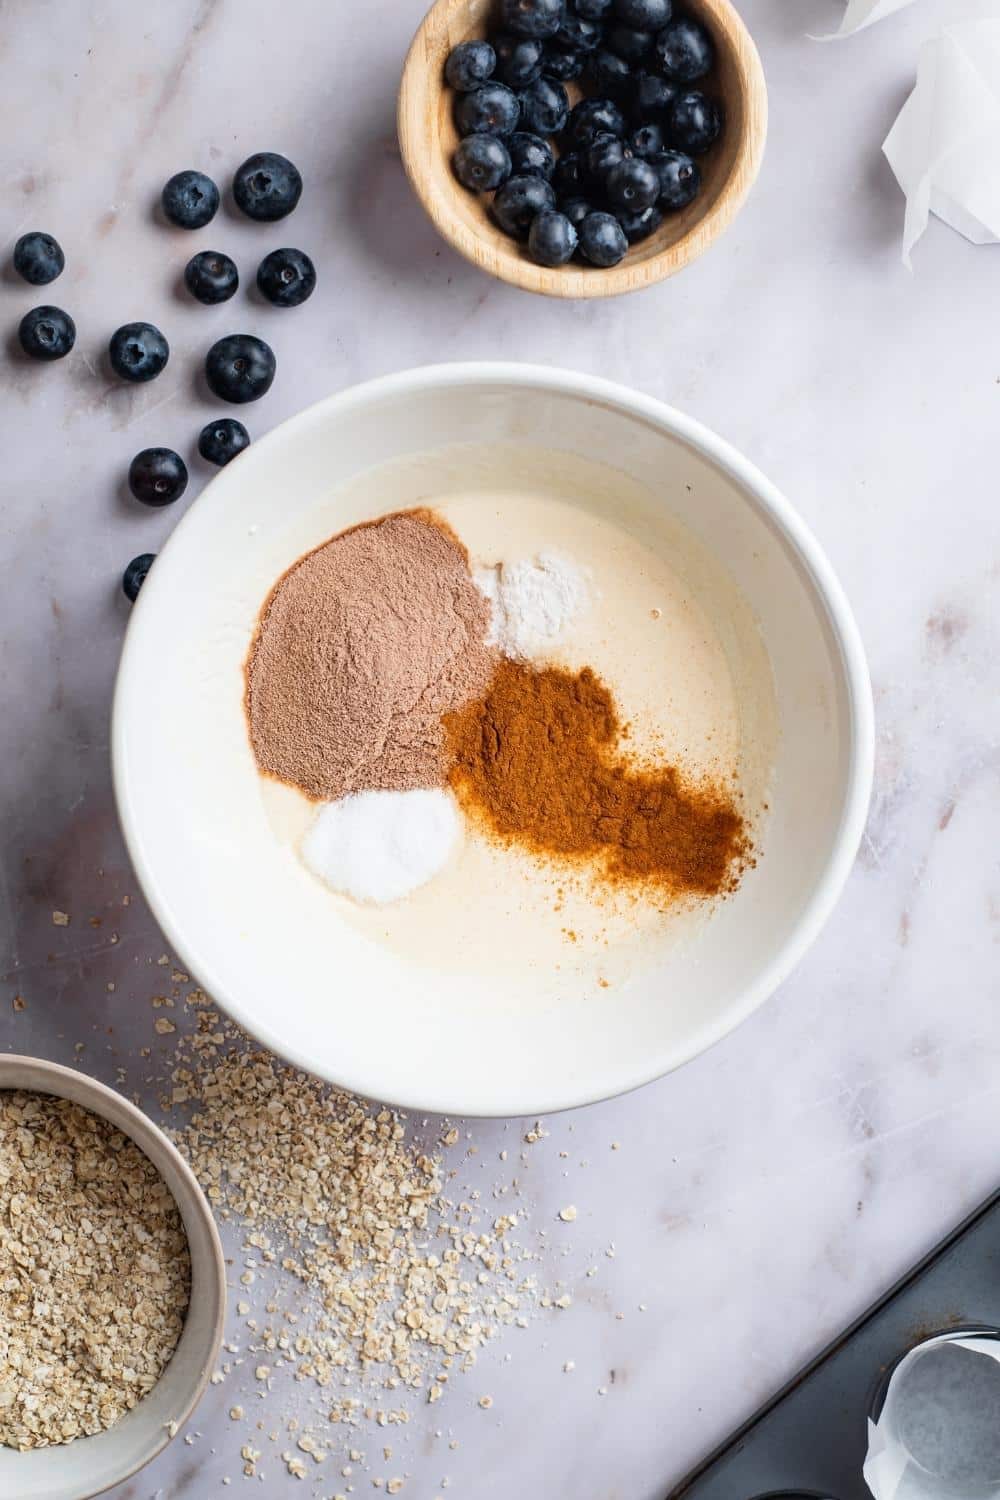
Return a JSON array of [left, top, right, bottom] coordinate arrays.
[[161, 170, 220, 229], [499, 0, 565, 40], [518, 76, 569, 135], [558, 195, 593, 229], [655, 16, 714, 81], [455, 82, 521, 137], [578, 210, 628, 266], [494, 34, 545, 87], [18, 306, 75, 361], [575, 0, 612, 15], [630, 122, 665, 156], [606, 24, 652, 61], [109, 322, 169, 383], [554, 14, 603, 50], [233, 152, 303, 221], [588, 47, 632, 96], [584, 132, 629, 188], [445, 39, 496, 90], [605, 156, 659, 211], [649, 148, 700, 208], [122, 553, 155, 603], [198, 417, 250, 467], [565, 96, 626, 148], [613, 0, 670, 26], [184, 250, 239, 305], [454, 133, 513, 191], [552, 151, 587, 196], [12, 232, 64, 286], [128, 448, 188, 507], [617, 202, 663, 240], [542, 46, 584, 80], [631, 72, 677, 121], [508, 132, 555, 179], [527, 209, 578, 266], [256, 247, 317, 308], [668, 90, 722, 153], [491, 173, 556, 237], [205, 334, 276, 404]]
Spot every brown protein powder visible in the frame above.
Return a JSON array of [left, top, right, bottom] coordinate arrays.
[[245, 510, 496, 802]]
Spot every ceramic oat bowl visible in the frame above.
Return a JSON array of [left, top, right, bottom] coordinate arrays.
[[0, 1055, 225, 1500], [113, 363, 873, 1118]]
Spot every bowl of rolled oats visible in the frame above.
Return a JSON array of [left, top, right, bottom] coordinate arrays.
[[0, 1054, 226, 1500]]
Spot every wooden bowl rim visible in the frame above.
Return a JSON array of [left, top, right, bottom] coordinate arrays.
[[398, 0, 768, 299]]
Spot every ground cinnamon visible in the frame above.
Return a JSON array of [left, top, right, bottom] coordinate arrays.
[[444, 658, 748, 899]]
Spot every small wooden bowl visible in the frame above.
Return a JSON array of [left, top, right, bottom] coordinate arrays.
[[398, 0, 767, 298]]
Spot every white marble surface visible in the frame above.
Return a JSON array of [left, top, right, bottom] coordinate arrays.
[[2, 0, 1000, 1495]]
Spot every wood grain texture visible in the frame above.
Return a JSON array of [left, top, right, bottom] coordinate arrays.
[[398, 0, 767, 299]]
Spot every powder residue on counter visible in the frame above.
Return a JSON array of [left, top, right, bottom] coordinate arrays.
[[444, 657, 748, 900], [246, 511, 495, 802]]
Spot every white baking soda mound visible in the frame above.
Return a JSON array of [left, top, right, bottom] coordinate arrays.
[[475, 550, 589, 660], [301, 788, 460, 905]]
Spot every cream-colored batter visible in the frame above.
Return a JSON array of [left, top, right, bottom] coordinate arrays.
[[258, 445, 778, 993]]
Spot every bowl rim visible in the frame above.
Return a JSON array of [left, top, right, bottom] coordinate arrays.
[[397, 0, 768, 299], [112, 361, 874, 1117], [0, 1053, 226, 1498]]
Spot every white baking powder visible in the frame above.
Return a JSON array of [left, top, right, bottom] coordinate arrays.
[[475, 550, 588, 660], [302, 788, 460, 905]]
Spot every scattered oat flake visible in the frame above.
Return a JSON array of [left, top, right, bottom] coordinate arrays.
[[12, 994, 26, 1011], [558, 1205, 577, 1222], [51, 910, 70, 926], [478, 1395, 493, 1410], [154, 1017, 176, 1034]]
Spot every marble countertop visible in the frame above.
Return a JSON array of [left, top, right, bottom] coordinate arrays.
[[2, 0, 999, 1495]]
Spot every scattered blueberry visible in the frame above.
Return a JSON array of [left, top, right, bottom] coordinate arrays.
[[606, 25, 652, 61], [655, 16, 714, 81], [13, 232, 64, 286], [612, 0, 671, 27], [122, 553, 155, 603], [455, 82, 521, 137], [256, 247, 317, 308], [492, 173, 556, 237], [161, 170, 220, 229], [18, 306, 75, 361], [541, 46, 584, 80], [552, 151, 587, 196], [494, 34, 545, 87], [584, 132, 630, 188], [454, 133, 513, 191], [588, 47, 632, 96], [198, 417, 251, 467], [565, 96, 626, 148], [184, 250, 239, 305], [528, 209, 578, 266], [205, 333, 276, 404], [575, 0, 613, 15], [518, 76, 569, 135], [128, 447, 188, 507], [558, 196, 593, 230], [617, 202, 663, 241], [499, 0, 564, 40], [630, 122, 666, 157], [578, 211, 628, 266], [508, 132, 555, 178], [605, 155, 660, 211], [649, 148, 700, 209], [109, 322, 169, 383], [233, 152, 303, 221], [554, 14, 603, 51], [445, 39, 497, 90], [669, 90, 722, 153], [631, 72, 677, 121]]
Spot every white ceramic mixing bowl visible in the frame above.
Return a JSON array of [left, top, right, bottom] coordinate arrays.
[[112, 364, 873, 1117]]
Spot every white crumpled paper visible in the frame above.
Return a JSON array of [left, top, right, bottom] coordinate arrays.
[[818, 0, 919, 41], [864, 1333, 1000, 1500], [883, 21, 1000, 266]]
